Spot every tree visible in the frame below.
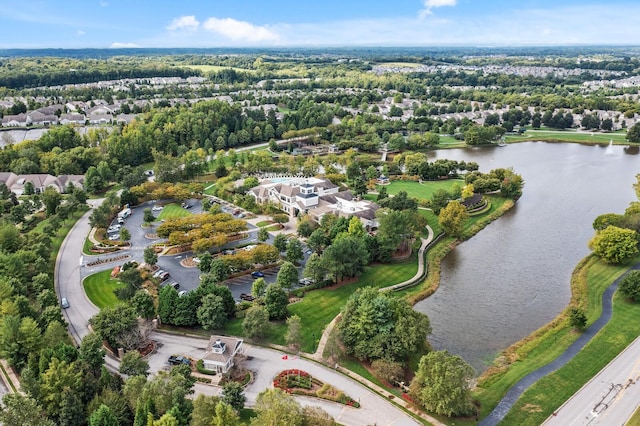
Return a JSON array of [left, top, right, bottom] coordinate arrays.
[[264, 284, 289, 320], [372, 359, 404, 384], [438, 201, 469, 238], [273, 234, 288, 252], [321, 235, 369, 282], [409, 351, 475, 417], [0, 393, 55, 426], [221, 381, 246, 411], [251, 277, 267, 298], [40, 358, 83, 419], [242, 306, 269, 338], [301, 406, 335, 426], [89, 305, 139, 350], [589, 225, 639, 264], [568, 307, 587, 330], [285, 238, 304, 263], [619, 270, 640, 302], [119, 351, 149, 376], [120, 227, 131, 241], [158, 285, 179, 325], [213, 401, 240, 426], [285, 314, 302, 350], [627, 123, 640, 143], [79, 332, 106, 374], [276, 261, 299, 289], [250, 388, 303, 426], [42, 187, 62, 217], [143, 208, 155, 224], [89, 404, 120, 426], [143, 246, 158, 266], [190, 394, 219, 426], [257, 227, 269, 242], [197, 294, 228, 330], [131, 290, 156, 319], [338, 287, 431, 362], [302, 253, 327, 285], [0, 315, 41, 369]]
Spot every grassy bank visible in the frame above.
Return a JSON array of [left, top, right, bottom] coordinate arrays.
[[505, 128, 629, 145], [474, 253, 640, 423]]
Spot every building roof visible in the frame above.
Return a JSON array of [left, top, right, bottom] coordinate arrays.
[[202, 335, 243, 366]]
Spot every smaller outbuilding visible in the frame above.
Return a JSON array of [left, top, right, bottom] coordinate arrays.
[[201, 335, 244, 374]]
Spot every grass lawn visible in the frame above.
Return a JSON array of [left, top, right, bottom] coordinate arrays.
[[417, 208, 442, 237], [438, 135, 467, 148], [475, 254, 640, 424], [627, 406, 640, 426], [83, 270, 126, 309], [377, 179, 464, 201], [255, 220, 274, 227], [506, 128, 629, 145], [157, 203, 193, 220], [226, 251, 420, 353]]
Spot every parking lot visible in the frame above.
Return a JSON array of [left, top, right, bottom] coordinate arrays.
[[82, 197, 309, 302]]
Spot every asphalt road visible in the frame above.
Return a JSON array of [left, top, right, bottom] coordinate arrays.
[[542, 334, 640, 425], [149, 332, 421, 426]]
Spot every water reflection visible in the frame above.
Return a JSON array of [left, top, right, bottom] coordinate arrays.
[[415, 142, 638, 372]]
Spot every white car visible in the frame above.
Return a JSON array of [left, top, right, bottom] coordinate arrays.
[[108, 234, 120, 241], [152, 269, 165, 278], [152, 204, 163, 211], [61, 298, 69, 309], [107, 224, 121, 233]]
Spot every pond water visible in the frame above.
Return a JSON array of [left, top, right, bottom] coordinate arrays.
[[414, 142, 640, 373]]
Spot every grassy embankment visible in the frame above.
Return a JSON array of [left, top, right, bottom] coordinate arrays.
[[490, 254, 640, 425], [505, 128, 629, 145]]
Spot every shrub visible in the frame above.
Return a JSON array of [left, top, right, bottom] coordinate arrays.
[[196, 359, 217, 375]]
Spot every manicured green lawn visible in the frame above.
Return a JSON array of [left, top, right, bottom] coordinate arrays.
[[83, 270, 126, 309], [226, 252, 420, 353], [255, 220, 274, 227], [377, 179, 464, 202], [417, 208, 442, 237], [157, 203, 193, 220], [506, 128, 629, 144]]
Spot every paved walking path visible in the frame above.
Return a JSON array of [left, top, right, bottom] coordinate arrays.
[[478, 261, 640, 425]]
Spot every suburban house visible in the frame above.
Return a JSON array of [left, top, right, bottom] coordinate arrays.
[[27, 111, 58, 126], [249, 177, 380, 230], [1, 113, 31, 127], [201, 336, 244, 374], [0, 172, 84, 195], [59, 114, 86, 125]]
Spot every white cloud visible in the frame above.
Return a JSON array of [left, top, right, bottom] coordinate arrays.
[[110, 42, 140, 48], [167, 15, 199, 32], [77, 30, 85, 36], [202, 17, 279, 43], [419, 0, 457, 17]]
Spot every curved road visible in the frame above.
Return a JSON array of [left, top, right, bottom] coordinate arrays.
[[55, 202, 423, 426], [479, 262, 640, 425]]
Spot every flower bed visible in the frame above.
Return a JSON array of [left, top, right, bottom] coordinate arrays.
[[273, 369, 360, 408]]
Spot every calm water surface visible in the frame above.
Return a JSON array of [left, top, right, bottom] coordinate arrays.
[[414, 142, 639, 373]]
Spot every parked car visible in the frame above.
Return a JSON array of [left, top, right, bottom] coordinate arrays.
[[159, 271, 170, 280], [178, 290, 187, 297], [181, 202, 191, 209], [170, 282, 180, 290], [108, 234, 120, 241], [61, 298, 70, 309], [107, 224, 121, 233], [152, 204, 163, 211], [251, 271, 265, 278], [168, 355, 191, 366], [240, 293, 255, 301], [299, 277, 314, 286], [152, 269, 165, 278]]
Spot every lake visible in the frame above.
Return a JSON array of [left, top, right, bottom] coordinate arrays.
[[414, 142, 639, 373]]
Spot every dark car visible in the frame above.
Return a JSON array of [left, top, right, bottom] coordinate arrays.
[[240, 293, 255, 301], [168, 355, 191, 366], [251, 271, 265, 278]]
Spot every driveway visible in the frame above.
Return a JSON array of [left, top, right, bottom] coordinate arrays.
[[149, 332, 420, 426]]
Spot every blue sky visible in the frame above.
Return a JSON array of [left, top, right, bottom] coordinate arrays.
[[1, 1, 639, 48]]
